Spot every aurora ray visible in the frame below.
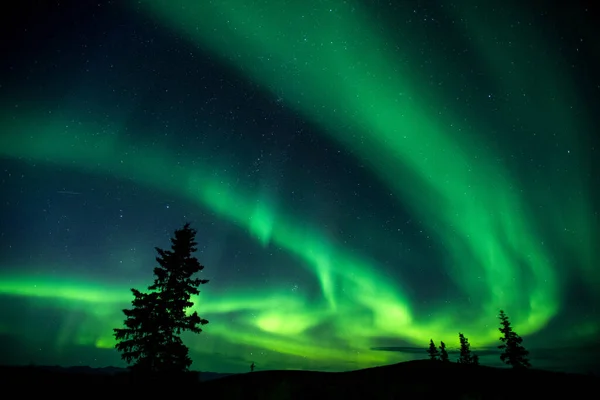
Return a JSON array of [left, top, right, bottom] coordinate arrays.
[[133, 0, 586, 331], [0, 0, 597, 373]]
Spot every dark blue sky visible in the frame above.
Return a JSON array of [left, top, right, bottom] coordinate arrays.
[[0, 0, 598, 373]]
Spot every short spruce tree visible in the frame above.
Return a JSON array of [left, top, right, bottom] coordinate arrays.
[[498, 310, 531, 368], [427, 339, 439, 360], [439, 341, 449, 362], [457, 333, 473, 364]]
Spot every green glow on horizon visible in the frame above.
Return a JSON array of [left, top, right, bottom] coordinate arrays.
[[0, 109, 557, 368], [0, 0, 596, 372], [0, 274, 131, 304]]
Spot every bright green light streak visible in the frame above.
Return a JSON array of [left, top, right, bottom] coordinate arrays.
[[2, 0, 594, 370], [0, 273, 130, 305], [135, 0, 562, 334], [0, 101, 517, 364], [0, 114, 418, 367]]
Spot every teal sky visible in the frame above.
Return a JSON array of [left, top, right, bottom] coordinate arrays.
[[0, 0, 598, 373]]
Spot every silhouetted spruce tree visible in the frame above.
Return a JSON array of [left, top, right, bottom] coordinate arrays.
[[472, 354, 479, 366], [457, 333, 473, 364], [439, 341, 449, 362], [498, 310, 531, 369], [114, 223, 209, 374], [427, 339, 439, 360]]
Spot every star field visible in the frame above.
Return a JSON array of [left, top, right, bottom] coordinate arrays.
[[0, 0, 598, 373]]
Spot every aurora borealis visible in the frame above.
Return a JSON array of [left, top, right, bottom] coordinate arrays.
[[0, 0, 598, 373]]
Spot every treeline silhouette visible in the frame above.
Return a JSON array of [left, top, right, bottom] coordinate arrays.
[[7, 222, 593, 397], [0, 223, 597, 400], [111, 222, 534, 379], [427, 310, 529, 368]]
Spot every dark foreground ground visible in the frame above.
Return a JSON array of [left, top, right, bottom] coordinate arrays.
[[1, 360, 597, 399]]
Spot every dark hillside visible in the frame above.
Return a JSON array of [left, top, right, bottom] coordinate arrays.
[[3, 360, 592, 398], [201, 360, 598, 399]]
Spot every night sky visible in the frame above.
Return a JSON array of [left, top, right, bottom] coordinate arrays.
[[0, 0, 598, 374]]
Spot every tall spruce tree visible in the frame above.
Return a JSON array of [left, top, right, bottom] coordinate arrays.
[[457, 333, 473, 364], [498, 310, 530, 368], [439, 341, 449, 362], [114, 223, 209, 374], [427, 339, 439, 360]]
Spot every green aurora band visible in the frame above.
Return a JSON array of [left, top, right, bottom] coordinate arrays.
[[0, 0, 596, 370]]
